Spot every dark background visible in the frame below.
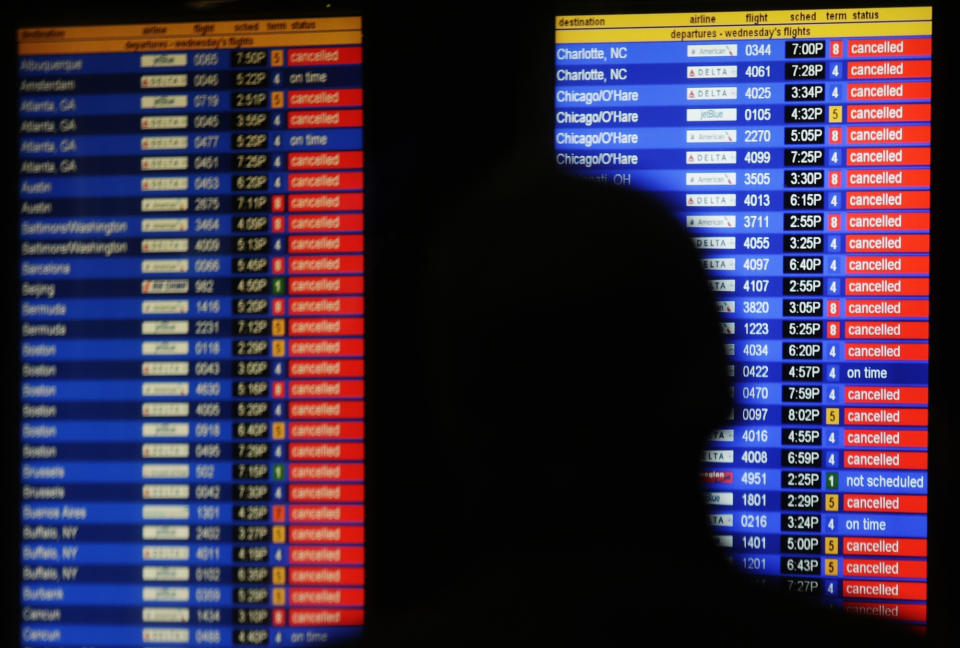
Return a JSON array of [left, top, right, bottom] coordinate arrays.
[[7, 0, 956, 644]]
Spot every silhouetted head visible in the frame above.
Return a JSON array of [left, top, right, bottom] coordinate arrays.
[[426, 160, 730, 555]]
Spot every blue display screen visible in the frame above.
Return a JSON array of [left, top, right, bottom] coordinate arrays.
[[555, 6, 931, 628], [19, 16, 366, 647]]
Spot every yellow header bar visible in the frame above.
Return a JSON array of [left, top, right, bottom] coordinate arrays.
[[18, 17, 361, 55], [557, 7, 931, 29], [557, 7, 931, 42]]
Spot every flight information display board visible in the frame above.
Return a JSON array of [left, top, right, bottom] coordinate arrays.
[[19, 16, 364, 647], [555, 6, 930, 629]]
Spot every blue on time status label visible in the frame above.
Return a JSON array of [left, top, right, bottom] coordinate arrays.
[[19, 17, 365, 647], [556, 5, 930, 629]]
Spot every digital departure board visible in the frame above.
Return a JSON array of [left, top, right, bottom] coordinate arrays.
[[555, 6, 931, 630], [18, 16, 364, 647]]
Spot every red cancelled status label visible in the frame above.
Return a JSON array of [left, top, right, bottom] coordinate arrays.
[[846, 148, 930, 167], [287, 47, 362, 66], [289, 338, 364, 357], [846, 60, 931, 78], [287, 214, 364, 233], [845, 235, 929, 253], [289, 193, 364, 212], [289, 172, 364, 191], [843, 407, 928, 425], [844, 169, 929, 187], [846, 104, 930, 122], [846, 191, 930, 209], [844, 212, 929, 230], [289, 588, 365, 606], [286, 88, 362, 107], [844, 386, 928, 404], [846, 126, 930, 144], [842, 602, 926, 622], [844, 450, 928, 469], [289, 505, 365, 524], [289, 400, 365, 419], [289, 525, 364, 544], [289, 546, 364, 564], [843, 537, 927, 557], [289, 318, 364, 336], [843, 429, 928, 448], [289, 421, 364, 440], [287, 171, 363, 191], [289, 276, 364, 295], [844, 299, 929, 318], [288, 109, 363, 129], [289, 234, 364, 253], [288, 359, 365, 377], [289, 484, 365, 503], [288, 255, 364, 273], [288, 150, 364, 169], [846, 82, 931, 101], [845, 278, 929, 296], [289, 463, 365, 481], [289, 442, 364, 461], [843, 322, 929, 340], [289, 380, 364, 398], [847, 38, 931, 57], [843, 494, 927, 513], [843, 559, 926, 579], [845, 256, 929, 274], [289, 297, 365, 315], [288, 566, 364, 585], [841, 580, 926, 600], [289, 608, 364, 626]]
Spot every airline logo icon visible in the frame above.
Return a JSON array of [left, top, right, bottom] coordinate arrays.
[[687, 150, 737, 164], [140, 54, 188, 68], [141, 260, 189, 274], [688, 44, 738, 57], [693, 236, 736, 249], [142, 239, 189, 253], [687, 86, 738, 100], [141, 300, 188, 314], [687, 108, 737, 121], [710, 279, 736, 292], [703, 258, 736, 271], [141, 177, 188, 191], [687, 129, 737, 143], [708, 514, 734, 527], [140, 95, 188, 109], [140, 116, 188, 130], [688, 214, 736, 228], [687, 65, 738, 78], [141, 156, 189, 171], [709, 428, 735, 442], [687, 172, 736, 186], [687, 193, 737, 207], [702, 449, 734, 463], [705, 491, 734, 506], [140, 74, 188, 89]]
